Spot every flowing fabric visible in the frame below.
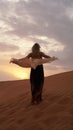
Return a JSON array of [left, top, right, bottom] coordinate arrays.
[[30, 65, 44, 104], [10, 57, 56, 69]]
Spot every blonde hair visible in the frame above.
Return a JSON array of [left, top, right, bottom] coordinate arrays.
[[32, 43, 40, 53]]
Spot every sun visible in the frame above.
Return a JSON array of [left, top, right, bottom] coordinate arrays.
[[14, 70, 28, 79], [13, 69, 29, 79]]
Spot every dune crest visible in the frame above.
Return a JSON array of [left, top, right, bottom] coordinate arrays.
[[0, 71, 73, 130]]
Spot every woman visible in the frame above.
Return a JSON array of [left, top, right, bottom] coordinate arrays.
[[25, 43, 56, 104], [10, 43, 57, 105]]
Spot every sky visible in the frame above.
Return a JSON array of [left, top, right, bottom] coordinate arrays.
[[0, 0, 73, 81]]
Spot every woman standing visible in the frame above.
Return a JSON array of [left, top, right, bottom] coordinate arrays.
[[25, 43, 52, 104]]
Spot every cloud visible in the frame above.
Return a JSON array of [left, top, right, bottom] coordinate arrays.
[[0, 0, 73, 44], [0, 0, 72, 48], [0, 0, 73, 80], [0, 42, 19, 52]]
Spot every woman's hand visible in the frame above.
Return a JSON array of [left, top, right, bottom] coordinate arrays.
[[10, 58, 17, 63], [52, 56, 58, 61]]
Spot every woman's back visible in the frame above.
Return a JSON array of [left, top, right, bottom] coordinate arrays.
[[28, 52, 43, 59]]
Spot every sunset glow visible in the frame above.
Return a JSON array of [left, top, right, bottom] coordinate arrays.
[[0, 0, 73, 81], [0, 61, 30, 80], [12, 69, 29, 79]]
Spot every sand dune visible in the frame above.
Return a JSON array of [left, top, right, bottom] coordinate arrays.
[[0, 71, 73, 130]]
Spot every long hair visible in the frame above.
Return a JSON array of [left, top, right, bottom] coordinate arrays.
[[32, 43, 40, 54]]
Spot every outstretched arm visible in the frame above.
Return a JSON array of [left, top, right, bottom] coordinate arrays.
[[41, 52, 58, 61], [10, 53, 32, 63], [10, 58, 19, 64], [18, 53, 32, 61], [41, 52, 51, 58]]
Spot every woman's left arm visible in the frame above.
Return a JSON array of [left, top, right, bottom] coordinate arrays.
[[41, 52, 51, 58], [41, 52, 58, 61]]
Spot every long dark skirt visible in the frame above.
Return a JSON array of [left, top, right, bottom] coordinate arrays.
[[30, 65, 44, 104]]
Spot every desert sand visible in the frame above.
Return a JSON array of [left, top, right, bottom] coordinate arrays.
[[0, 71, 73, 130]]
